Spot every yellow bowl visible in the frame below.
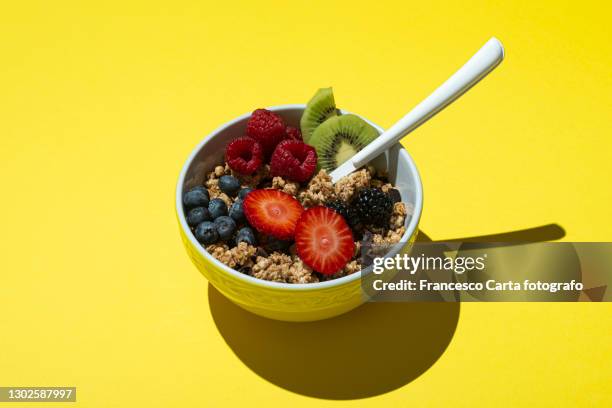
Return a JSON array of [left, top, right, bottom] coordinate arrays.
[[176, 105, 423, 321]]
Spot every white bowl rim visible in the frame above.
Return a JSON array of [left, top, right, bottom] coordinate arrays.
[[176, 104, 423, 291]]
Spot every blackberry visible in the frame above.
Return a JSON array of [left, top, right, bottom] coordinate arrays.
[[353, 188, 393, 227], [325, 200, 361, 228]]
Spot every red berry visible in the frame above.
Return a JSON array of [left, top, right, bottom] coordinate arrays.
[[225, 137, 263, 175], [243, 189, 304, 240], [285, 126, 302, 141], [295, 207, 355, 275], [246, 109, 287, 157], [270, 140, 317, 183]]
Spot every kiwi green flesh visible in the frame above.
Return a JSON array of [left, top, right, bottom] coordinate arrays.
[[300, 87, 337, 143], [309, 114, 379, 172]]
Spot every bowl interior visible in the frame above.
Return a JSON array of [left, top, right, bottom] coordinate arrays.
[[178, 104, 423, 289]]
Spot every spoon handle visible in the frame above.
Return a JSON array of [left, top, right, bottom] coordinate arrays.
[[341, 37, 504, 174]]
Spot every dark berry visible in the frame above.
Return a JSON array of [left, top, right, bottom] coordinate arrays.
[[187, 207, 211, 226], [361, 230, 374, 245], [353, 188, 393, 227], [236, 227, 257, 246], [208, 198, 228, 219], [229, 199, 246, 223], [263, 236, 293, 253], [183, 186, 209, 208], [219, 175, 241, 196], [255, 247, 269, 257], [195, 221, 218, 244], [325, 200, 361, 228], [388, 188, 402, 204], [214, 216, 236, 241], [225, 137, 263, 175], [238, 187, 254, 199]]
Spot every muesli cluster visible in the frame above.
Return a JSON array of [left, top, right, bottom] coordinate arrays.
[[182, 88, 410, 283]]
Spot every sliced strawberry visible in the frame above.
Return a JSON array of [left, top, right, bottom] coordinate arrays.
[[243, 189, 304, 240], [295, 206, 355, 275]]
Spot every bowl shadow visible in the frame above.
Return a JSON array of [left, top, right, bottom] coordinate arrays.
[[208, 285, 460, 399], [207, 224, 565, 399]]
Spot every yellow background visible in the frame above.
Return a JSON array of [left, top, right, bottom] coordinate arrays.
[[1, 1, 611, 406]]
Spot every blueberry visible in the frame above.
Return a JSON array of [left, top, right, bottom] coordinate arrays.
[[235, 227, 256, 246], [214, 216, 236, 241], [229, 199, 246, 223], [187, 207, 211, 226], [238, 187, 254, 199], [183, 186, 209, 208], [194, 221, 218, 244], [208, 198, 228, 219], [219, 175, 241, 196]]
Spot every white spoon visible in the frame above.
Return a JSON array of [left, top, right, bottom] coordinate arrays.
[[329, 37, 505, 183]]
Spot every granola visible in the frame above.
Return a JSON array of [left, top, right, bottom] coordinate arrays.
[[206, 242, 257, 269], [271, 176, 300, 196], [192, 163, 408, 283], [334, 169, 371, 201], [390, 202, 407, 229], [298, 170, 336, 206], [250, 253, 319, 283]]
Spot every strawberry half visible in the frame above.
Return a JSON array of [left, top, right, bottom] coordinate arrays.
[[243, 189, 304, 240], [295, 206, 355, 275]]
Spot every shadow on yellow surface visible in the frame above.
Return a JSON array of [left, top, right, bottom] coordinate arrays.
[[209, 285, 459, 399], [209, 224, 565, 399], [437, 224, 566, 243]]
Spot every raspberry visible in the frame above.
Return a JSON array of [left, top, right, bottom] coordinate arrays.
[[285, 126, 302, 141], [225, 137, 263, 175], [246, 109, 287, 157], [270, 140, 317, 183]]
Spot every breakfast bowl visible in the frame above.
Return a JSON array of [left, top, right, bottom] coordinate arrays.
[[176, 105, 423, 322]]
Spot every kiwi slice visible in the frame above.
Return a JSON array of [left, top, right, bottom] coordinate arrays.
[[309, 114, 379, 172], [300, 88, 338, 142]]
